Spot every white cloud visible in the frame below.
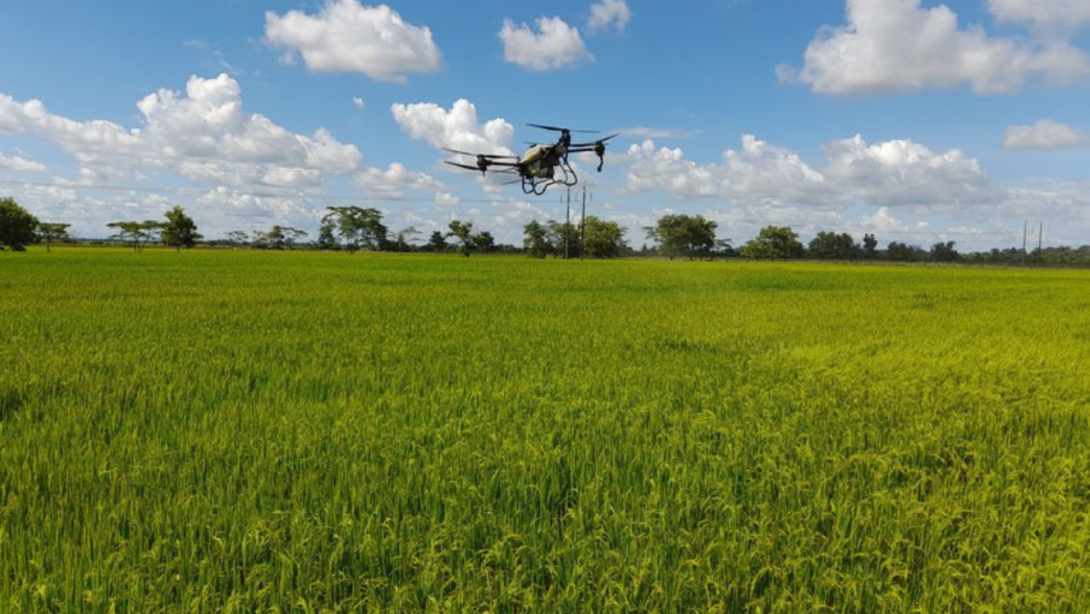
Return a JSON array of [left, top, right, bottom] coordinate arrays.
[[391, 98, 515, 155], [265, 0, 442, 82], [620, 126, 700, 140], [353, 97, 365, 110], [987, 0, 1090, 39], [784, 0, 1090, 95], [435, 192, 460, 207], [624, 135, 826, 200], [624, 133, 999, 209], [0, 154, 47, 172], [499, 17, 592, 71], [821, 135, 998, 206], [195, 187, 322, 233], [0, 74, 363, 190], [861, 206, 929, 234], [588, 0, 632, 34], [0, 74, 375, 237], [353, 163, 443, 198], [1004, 119, 1086, 149]]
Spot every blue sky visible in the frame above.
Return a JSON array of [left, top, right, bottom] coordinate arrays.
[[2, 0, 1088, 250]]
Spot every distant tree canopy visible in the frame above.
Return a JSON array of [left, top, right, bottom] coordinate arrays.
[[741, 226, 804, 260], [886, 241, 927, 262], [161, 206, 202, 251], [645, 214, 718, 260], [108, 220, 162, 253], [523, 220, 552, 258], [253, 225, 307, 250], [426, 230, 448, 253], [447, 220, 481, 257], [808, 231, 860, 260], [475, 230, 496, 253], [862, 233, 878, 259], [930, 240, 960, 263], [583, 216, 628, 259], [521, 216, 627, 259], [225, 230, 250, 247], [393, 226, 421, 252], [37, 222, 71, 252], [0, 197, 39, 252], [322, 206, 387, 251]]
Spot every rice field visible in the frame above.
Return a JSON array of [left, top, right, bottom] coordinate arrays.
[[2, 248, 1089, 613]]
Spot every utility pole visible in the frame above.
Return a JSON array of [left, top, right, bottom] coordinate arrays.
[[1038, 220, 1044, 264], [565, 187, 571, 260], [1022, 221, 1028, 267], [580, 185, 587, 260]]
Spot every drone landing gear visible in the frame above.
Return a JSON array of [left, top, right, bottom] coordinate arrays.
[[520, 160, 579, 195]]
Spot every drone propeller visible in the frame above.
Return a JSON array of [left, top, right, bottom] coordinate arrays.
[[527, 123, 599, 134], [444, 161, 486, 172], [571, 133, 619, 148], [442, 148, 518, 160]]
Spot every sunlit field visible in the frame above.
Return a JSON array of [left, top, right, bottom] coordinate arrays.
[[2, 248, 1089, 612]]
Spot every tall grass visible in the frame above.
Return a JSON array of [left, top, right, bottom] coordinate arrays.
[[2, 249, 1089, 612]]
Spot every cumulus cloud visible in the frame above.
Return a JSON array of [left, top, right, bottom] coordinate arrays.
[[353, 163, 443, 198], [391, 98, 515, 155], [624, 135, 825, 200], [435, 192, 460, 207], [1004, 119, 1086, 149], [620, 126, 701, 140], [821, 135, 997, 206], [0, 154, 47, 173], [784, 0, 1089, 95], [0, 74, 409, 238], [0, 74, 363, 190], [624, 133, 999, 209], [861, 206, 930, 234], [499, 17, 592, 71], [987, 0, 1090, 39], [265, 0, 442, 82], [588, 0, 632, 33]]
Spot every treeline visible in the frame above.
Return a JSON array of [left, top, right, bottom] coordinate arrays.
[[4, 197, 1090, 265]]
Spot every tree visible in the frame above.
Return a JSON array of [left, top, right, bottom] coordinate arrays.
[[886, 241, 925, 262], [808, 231, 860, 260], [930, 240, 959, 263], [740, 226, 805, 260], [225, 230, 249, 248], [160, 206, 201, 251], [37, 222, 71, 253], [547, 220, 579, 259], [317, 221, 338, 250], [862, 233, 878, 259], [475, 230, 496, 253], [582, 216, 628, 259], [279, 227, 308, 250], [0, 198, 39, 252], [108, 220, 162, 253], [644, 214, 717, 260], [714, 238, 735, 259], [447, 219, 477, 257], [393, 226, 421, 252], [426, 230, 448, 253], [523, 220, 553, 258], [322, 206, 387, 251]]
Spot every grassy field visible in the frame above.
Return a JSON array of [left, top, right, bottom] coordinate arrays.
[[2, 248, 1089, 612]]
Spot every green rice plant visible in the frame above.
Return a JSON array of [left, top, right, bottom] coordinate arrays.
[[1, 249, 1089, 612]]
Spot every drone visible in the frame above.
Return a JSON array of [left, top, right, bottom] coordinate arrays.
[[444, 124, 618, 195]]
